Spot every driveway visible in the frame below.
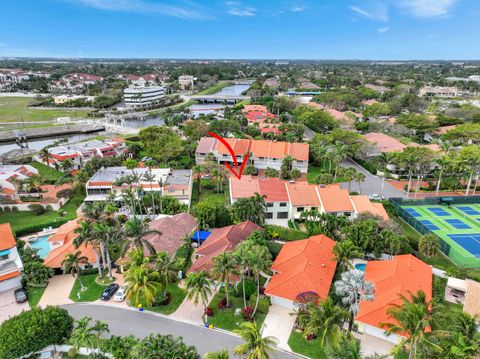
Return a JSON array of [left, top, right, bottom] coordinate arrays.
[[63, 304, 301, 358], [170, 287, 215, 324], [0, 289, 29, 324], [352, 331, 394, 357], [262, 305, 296, 351], [38, 275, 75, 308], [341, 158, 406, 199]]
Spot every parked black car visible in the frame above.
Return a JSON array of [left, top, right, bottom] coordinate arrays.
[[100, 283, 119, 301], [14, 287, 27, 303]]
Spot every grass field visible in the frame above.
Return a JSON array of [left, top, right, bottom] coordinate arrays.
[[26, 286, 46, 307], [128, 283, 187, 315], [195, 81, 230, 95], [69, 273, 107, 302], [191, 180, 229, 206], [29, 161, 65, 182], [288, 331, 327, 359], [401, 204, 480, 267], [0, 190, 85, 235]]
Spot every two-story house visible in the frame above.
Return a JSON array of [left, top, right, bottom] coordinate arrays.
[[0, 223, 23, 292]]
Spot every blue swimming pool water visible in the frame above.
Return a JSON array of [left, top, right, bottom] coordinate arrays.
[[355, 263, 366, 271], [30, 235, 52, 258]]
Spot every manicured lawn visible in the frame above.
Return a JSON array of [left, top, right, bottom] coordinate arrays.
[[191, 180, 229, 205], [129, 283, 187, 315], [0, 189, 85, 235], [288, 331, 327, 359], [29, 161, 65, 182], [69, 273, 107, 302], [306, 164, 323, 184], [26, 286, 46, 308], [195, 81, 230, 95], [0, 96, 89, 123], [206, 293, 268, 332]]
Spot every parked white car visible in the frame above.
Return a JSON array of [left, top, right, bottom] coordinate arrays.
[[113, 285, 128, 302], [368, 194, 384, 201]]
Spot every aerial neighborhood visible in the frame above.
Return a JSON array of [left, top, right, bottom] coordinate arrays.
[[2, 2, 480, 358]]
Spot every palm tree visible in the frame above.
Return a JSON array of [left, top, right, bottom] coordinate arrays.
[[125, 263, 163, 307], [61, 158, 74, 174], [435, 155, 451, 196], [249, 245, 272, 316], [418, 234, 440, 257], [381, 290, 443, 359], [154, 251, 179, 300], [333, 240, 363, 272], [334, 269, 375, 332], [234, 241, 255, 308], [354, 172, 366, 194], [39, 147, 54, 168], [62, 251, 89, 291], [203, 349, 229, 359], [344, 167, 357, 193], [74, 220, 102, 277], [22, 174, 42, 193], [234, 321, 277, 359], [69, 317, 104, 352], [211, 251, 239, 308], [121, 217, 160, 257], [143, 170, 157, 217], [185, 271, 212, 316], [193, 164, 204, 197], [93, 221, 123, 279], [297, 297, 348, 352], [377, 152, 393, 196]]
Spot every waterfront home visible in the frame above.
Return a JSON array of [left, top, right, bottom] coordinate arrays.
[[0, 223, 23, 292]]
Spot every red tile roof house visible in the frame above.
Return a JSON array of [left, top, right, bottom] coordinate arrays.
[[188, 221, 261, 274], [0, 164, 39, 203], [355, 254, 432, 344], [265, 234, 337, 309], [0, 223, 24, 292], [230, 177, 389, 227], [195, 137, 309, 174]]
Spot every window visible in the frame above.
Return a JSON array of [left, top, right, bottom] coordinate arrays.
[[311, 207, 317, 211], [280, 202, 287, 207], [259, 157, 265, 160], [277, 212, 289, 219], [0, 254, 8, 261], [297, 207, 305, 212], [266, 203, 273, 207], [266, 213, 273, 219], [344, 212, 351, 216]]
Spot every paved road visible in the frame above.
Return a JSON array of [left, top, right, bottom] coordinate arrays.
[[63, 304, 301, 358], [340, 158, 406, 199]]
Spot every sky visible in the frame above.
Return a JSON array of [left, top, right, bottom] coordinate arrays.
[[0, 0, 479, 60]]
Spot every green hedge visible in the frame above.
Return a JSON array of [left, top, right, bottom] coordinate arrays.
[[14, 218, 70, 237], [265, 225, 309, 242], [0, 306, 73, 359]]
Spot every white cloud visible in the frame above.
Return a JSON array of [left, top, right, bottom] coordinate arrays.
[[397, 0, 458, 18], [378, 26, 390, 33], [291, 6, 306, 13], [350, 3, 388, 22], [68, 0, 209, 19], [226, 1, 256, 16]]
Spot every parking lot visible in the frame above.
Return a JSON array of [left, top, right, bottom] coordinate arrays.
[[0, 289, 29, 324]]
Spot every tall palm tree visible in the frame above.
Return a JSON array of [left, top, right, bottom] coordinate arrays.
[[74, 220, 102, 277], [39, 147, 54, 168], [185, 271, 212, 315], [234, 321, 277, 359], [234, 241, 255, 308], [93, 221, 123, 279], [435, 155, 451, 196], [125, 263, 163, 307], [69, 317, 100, 352], [334, 269, 375, 332], [250, 245, 272, 316], [354, 172, 366, 194], [154, 251, 179, 300], [62, 251, 89, 291], [381, 290, 443, 359], [297, 298, 348, 351], [193, 164, 204, 197], [333, 240, 363, 272], [418, 234, 440, 257], [377, 152, 393, 196], [143, 170, 157, 217], [121, 217, 160, 257], [211, 251, 239, 308]]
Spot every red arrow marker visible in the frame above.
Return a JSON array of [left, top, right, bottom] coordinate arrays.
[[207, 131, 249, 179]]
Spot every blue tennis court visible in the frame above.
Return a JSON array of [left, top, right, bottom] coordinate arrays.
[[420, 220, 439, 231], [457, 206, 480, 216], [447, 233, 480, 257], [404, 208, 421, 217], [445, 218, 471, 229], [428, 207, 451, 216]]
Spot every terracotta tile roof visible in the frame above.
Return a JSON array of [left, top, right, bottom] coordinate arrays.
[[230, 175, 260, 199], [258, 178, 289, 202], [250, 140, 271, 158], [0, 270, 21, 282], [363, 133, 407, 153], [0, 223, 16, 251], [356, 255, 432, 332], [242, 105, 269, 113], [286, 182, 321, 207], [463, 280, 480, 317], [245, 110, 276, 124], [145, 213, 197, 256], [317, 186, 354, 212], [350, 195, 389, 220], [44, 220, 97, 268], [188, 221, 261, 274], [216, 138, 251, 156], [196, 137, 217, 154], [265, 235, 337, 302], [289, 143, 309, 161]]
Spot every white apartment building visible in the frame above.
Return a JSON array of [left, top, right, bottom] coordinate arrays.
[[178, 75, 195, 90], [123, 86, 166, 108], [419, 86, 459, 98], [0, 224, 23, 292]]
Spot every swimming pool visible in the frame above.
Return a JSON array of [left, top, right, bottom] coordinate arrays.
[[354, 263, 366, 271], [29, 235, 52, 258]]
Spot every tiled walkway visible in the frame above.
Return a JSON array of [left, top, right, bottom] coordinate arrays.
[[262, 305, 296, 351]]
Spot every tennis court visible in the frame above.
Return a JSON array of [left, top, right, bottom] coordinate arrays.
[[400, 203, 480, 265]]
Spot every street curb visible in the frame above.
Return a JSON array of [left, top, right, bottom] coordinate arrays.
[[62, 302, 305, 358]]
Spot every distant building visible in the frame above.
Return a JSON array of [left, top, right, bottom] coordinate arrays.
[[195, 137, 309, 173], [44, 138, 127, 170], [123, 86, 166, 108], [49, 73, 103, 93], [178, 75, 195, 90], [0, 164, 39, 202], [118, 74, 158, 87], [275, 60, 290, 66], [0, 223, 23, 292], [53, 95, 94, 105], [85, 166, 193, 206], [419, 86, 459, 98]]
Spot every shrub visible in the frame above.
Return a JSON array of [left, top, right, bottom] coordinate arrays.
[[45, 205, 53, 212], [235, 279, 256, 300], [218, 298, 227, 309], [0, 306, 73, 359], [14, 218, 70, 237], [241, 306, 254, 320], [11, 207, 19, 212], [265, 225, 308, 242], [248, 296, 270, 314], [56, 188, 74, 199], [28, 204, 46, 216], [204, 307, 214, 317], [3, 206, 11, 212], [0, 207, 3, 212]]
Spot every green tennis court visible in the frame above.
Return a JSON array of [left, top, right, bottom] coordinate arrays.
[[400, 203, 480, 268]]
